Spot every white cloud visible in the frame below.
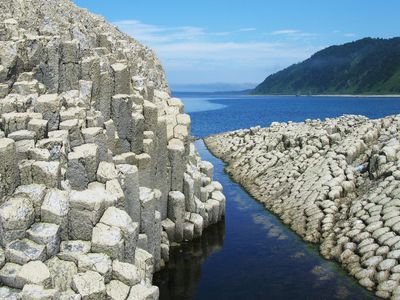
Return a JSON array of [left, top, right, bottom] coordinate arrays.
[[114, 20, 206, 43], [113, 20, 322, 84], [271, 29, 300, 35], [269, 29, 318, 39], [239, 28, 257, 32]]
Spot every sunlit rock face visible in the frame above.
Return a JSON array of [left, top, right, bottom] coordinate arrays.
[[0, 0, 225, 298], [205, 115, 400, 299]]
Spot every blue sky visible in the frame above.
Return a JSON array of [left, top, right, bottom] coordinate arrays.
[[73, 0, 400, 87]]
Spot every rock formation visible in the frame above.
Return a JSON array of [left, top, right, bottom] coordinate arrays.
[[0, 0, 226, 299], [205, 115, 400, 299]]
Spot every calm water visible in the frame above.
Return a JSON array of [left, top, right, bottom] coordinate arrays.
[[178, 94, 400, 138], [154, 94, 400, 300]]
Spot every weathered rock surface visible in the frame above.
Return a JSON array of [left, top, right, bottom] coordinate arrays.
[[205, 115, 400, 299], [0, 0, 225, 299]]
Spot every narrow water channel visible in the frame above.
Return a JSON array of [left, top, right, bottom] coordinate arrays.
[[154, 140, 376, 300]]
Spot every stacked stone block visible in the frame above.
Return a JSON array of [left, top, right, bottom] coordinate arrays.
[[0, 0, 225, 299]]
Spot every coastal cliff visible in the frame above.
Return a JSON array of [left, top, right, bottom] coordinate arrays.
[[205, 115, 400, 299], [0, 0, 225, 299]]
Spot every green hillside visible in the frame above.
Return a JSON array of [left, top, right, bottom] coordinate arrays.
[[253, 37, 400, 95]]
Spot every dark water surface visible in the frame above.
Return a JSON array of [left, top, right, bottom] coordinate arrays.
[[154, 94, 400, 299]]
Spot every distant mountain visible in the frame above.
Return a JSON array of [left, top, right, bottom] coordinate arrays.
[[253, 37, 400, 95], [171, 82, 256, 93]]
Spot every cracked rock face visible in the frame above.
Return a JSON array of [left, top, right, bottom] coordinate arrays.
[[205, 115, 400, 299], [0, 0, 226, 299]]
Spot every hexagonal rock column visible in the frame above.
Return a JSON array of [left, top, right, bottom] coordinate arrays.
[[167, 191, 185, 242], [139, 188, 157, 260], [0, 195, 34, 246], [168, 140, 185, 192], [41, 188, 69, 240], [111, 94, 133, 152], [34, 94, 61, 131], [111, 63, 131, 95], [116, 164, 140, 224], [71, 271, 106, 300], [59, 40, 80, 93], [68, 189, 106, 241], [0, 138, 20, 200], [99, 207, 139, 263], [66, 143, 99, 190]]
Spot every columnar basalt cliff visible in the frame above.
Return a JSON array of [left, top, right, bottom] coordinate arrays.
[[0, 1, 225, 299], [206, 115, 400, 299]]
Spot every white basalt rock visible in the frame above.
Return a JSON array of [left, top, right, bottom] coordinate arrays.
[[0, 138, 20, 199], [167, 191, 185, 242], [68, 189, 106, 240], [91, 223, 124, 261], [46, 257, 78, 292], [0, 286, 21, 300], [99, 207, 138, 263], [96, 161, 118, 183], [34, 94, 61, 131], [71, 271, 106, 300], [134, 248, 154, 284], [116, 165, 140, 223], [58, 240, 91, 263], [0, 0, 225, 297], [77, 253, 112, 283], [26, 222, 60, 257], [0, 263, 22, 288], [14, 184, 47, 221], [5, 238, 46, 265], [66, 144, 99, 190], [41, 189, 69, 240], [112, 260, 140, 286], [127, 283, 159, 300], [106, 280, 130, 300], [15, 260, 51, 288], [0, 195, 34, 246], [21, 284, 60, 300]]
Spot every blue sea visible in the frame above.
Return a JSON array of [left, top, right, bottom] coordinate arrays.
[[179, 94, 400, 138], [154, 94, 400, 300]]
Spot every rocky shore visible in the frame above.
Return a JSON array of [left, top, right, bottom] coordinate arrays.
[[205, 114, 400, 299], [0, 1, 225, 299]]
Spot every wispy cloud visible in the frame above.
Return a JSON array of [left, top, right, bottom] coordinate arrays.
[[239, 28, 257, 32], [271, 29, 300, 36], [269, 29, 318, 39], [114, 20, 206, 43], [113, 20, 322, 83]]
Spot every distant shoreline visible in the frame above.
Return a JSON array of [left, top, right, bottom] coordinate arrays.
[[250, 94, 400, 98], [174, 91, 400, 98]]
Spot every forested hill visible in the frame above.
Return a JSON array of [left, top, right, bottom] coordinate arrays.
[[253, 38, 400, 95]]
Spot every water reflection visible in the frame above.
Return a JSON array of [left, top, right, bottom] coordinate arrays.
[[153, 140, 376, 300], [181, 98, 227, 113], [153, 222, 225, 300], [252, 213, 288, 240]]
